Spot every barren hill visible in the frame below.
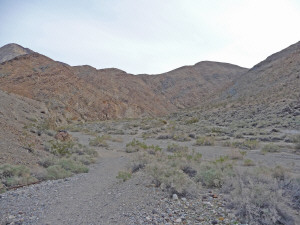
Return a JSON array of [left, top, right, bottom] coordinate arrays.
[[0, 43, 33, 63], [0, 53, 137, 122], [0, 89, 49, 166], [141, 61, 247, 108], [0, 44, 246, 121], [225, 41, 300, 104]]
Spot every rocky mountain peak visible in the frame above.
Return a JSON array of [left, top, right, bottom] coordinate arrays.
[[0, 43, 34, 63]]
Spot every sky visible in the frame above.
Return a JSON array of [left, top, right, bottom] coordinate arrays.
[[1, 0, 300, 74]]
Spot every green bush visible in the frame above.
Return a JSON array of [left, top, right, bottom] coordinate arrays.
[[46, 165, 72, 180], [195, 136, 215, 146], [231, 140, 259, 150], [185, 118, 199, 124], [243, 158, 255, 166], [197, 165, 223, 187], [89, 135, 110, 147], [126, 139, 148, 153], [58, 158, 88, 174], [293, 135, 300, 151], [0, 164, 37, 189], [116, 171, 132, 182], [49, 141, 75, 156]]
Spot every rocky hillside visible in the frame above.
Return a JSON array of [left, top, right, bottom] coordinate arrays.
[[0, 53, 153, 121], [0, 90, 49, 167], [0, 43, 33, 63], [141, 61, 247, 108], [0, 44, 246, 121], [72, 66, 176, 117], [225, 41, 300, 104]]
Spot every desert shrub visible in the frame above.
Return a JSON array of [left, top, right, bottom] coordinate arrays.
[[234, 133, 243, 138], [131, 163, 145, 173], [116, 171, 132, 182], [0, 164, 37, 189], [157, 134, 171, 140], [72, 155, 96, 165], [0, 181, 5, 193], [39, 157, 57, 168], [125, 139, 151, 153], [197, 164, 223, 188], [71, 145, 98, 157], [58, 158, 88, 174], [46, 165, 72, 180], [195, 136, 215, 146], [89, 135, 110, 147], [146, 162, 197, 197], [243, 159, 255, 166], [283, 177, 300, 210], [228, 149, 244, 160], [49, 140, 75, 156], [222, 141, 231, 147], [166, 143, 188, 153], [196, 156, 234, 188], [222, 168, 292, 225], [261, 144, 280, 153], [232, 140, 259, 150], [185, 117, 199, 124], [211, 127, 223, 134], [292, 135, 300, 151], [181, 166, 197, 177], [172, 133, 191, 142]]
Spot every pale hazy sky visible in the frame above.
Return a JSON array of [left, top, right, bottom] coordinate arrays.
[[1, 0, 300, 74]]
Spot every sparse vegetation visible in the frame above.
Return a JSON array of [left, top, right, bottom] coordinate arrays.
[[125, 139, 161, 153], [89, 135, 111, 147], [195, 136, 215, 146], [166, 143, 188, 153], [243, 158, 255, 166], [261, 143, 280, 153], [185, 117, 199, 124], [116, 171, 132, 182], [0, 164, 38, 191], [231, 139, 259, 150]]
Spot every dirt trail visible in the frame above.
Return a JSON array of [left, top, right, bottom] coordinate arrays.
[[0, 133, 146, 224]]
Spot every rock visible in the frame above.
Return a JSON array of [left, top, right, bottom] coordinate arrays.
[[172, 194, 179, 200], [55, 130, 72, 142], [175, 218, 182, 223], [8, 215, 16, 219]]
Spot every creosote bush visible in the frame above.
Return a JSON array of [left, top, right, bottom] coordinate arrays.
[[222, 166, 298, 225], [116, 171, 132, 182], [261, 144, 280, 153], [195, 136, 215, 146], [89, 135, 111, 147], [0, 164, 38, 191], [126, 139, 161, 153]]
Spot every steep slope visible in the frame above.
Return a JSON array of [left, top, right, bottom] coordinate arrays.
[[0, 89, 49, 166], [0, 43, 33, 63], [0, 53, 138, 121], [226, 41, 300, 103], [72, 66, 176, 116], [0, 43, 247, 121], [141, 61, 247, 108]]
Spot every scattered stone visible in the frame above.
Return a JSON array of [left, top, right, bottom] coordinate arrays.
[[172, 194, 179, 200]]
